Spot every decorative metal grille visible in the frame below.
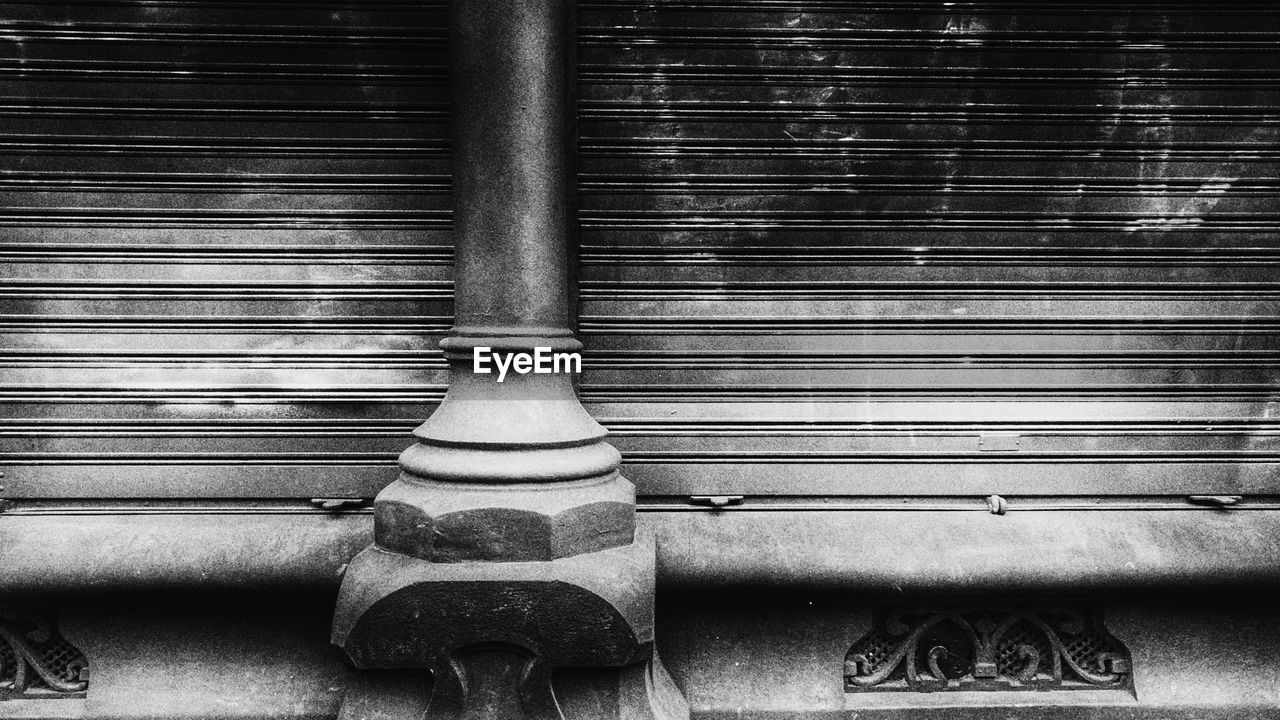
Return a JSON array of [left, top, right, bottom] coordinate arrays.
[[0, 610, 88, 700], [845, 604, 1130, 693]]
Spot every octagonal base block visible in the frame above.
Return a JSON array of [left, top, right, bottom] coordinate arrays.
[[373, 472, 636, 562]]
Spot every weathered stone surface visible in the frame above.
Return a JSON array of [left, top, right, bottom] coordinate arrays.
[[333, 537, 686, 719], [333, 539, 653, 669], [373, 473, 636, 562]]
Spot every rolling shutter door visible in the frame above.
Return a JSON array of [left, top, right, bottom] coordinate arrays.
[[4, 1, 1279, 502], [575, 2, 1280, 498], [1, 1, 449, 499]]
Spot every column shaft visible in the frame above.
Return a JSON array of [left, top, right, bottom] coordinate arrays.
[[451, 0, 571, 334]]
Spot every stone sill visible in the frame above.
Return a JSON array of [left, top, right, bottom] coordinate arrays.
[[0, 509, 1276, 596]]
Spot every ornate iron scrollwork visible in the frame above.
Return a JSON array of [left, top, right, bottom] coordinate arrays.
[[0, 610, 88, 700], [845, 604, 1131, 693]]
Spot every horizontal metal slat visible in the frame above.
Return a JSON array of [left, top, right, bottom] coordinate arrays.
[[6, 0, 1280, 503]]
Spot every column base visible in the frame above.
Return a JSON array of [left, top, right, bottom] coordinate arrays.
[[332, 536, 688, 720], [374, 472, 635, 563]]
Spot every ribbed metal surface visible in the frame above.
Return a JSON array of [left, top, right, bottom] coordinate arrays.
[[575, 1, 1280, 496], [0, 0, 450, 498], [5, 1, 1280, 499]]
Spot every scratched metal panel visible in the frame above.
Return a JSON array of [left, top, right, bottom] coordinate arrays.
[[0, 0, 449, 498], [8, 1, 1280, 501], [576, 1, 1280, 496]]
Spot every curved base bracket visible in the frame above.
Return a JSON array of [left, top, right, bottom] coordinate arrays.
[[332, 537, 688, 720]]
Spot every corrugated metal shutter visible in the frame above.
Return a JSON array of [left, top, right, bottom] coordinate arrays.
[[5, 1, 1279, 501], [575, 2, 1280, 497], [1, 1, 449, 498]]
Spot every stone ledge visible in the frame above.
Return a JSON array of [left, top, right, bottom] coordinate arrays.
[[2, 510, 1280, 595]]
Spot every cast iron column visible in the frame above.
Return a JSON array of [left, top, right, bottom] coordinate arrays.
[[331, 1, 687, 718]]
